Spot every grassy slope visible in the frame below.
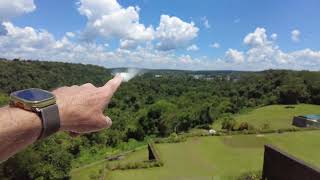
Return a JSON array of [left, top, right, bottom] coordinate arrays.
[[72, 104, 320, 180], [71, 161, 105, 180], [108, 131, 320, 180], [213, 104, 320, 130], [71, 148, 148, 180]]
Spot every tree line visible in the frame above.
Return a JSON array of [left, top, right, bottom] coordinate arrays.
[[0, 58, 319, 179]]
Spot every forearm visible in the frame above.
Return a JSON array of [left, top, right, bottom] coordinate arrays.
[[0, 106, 41, 162]]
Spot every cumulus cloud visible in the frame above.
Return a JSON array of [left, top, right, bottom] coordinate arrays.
[[244, 27, 270, 47], [155, 15, 199, 51], [243, 27, 292, 65], [119, 39, 140, 50], [186, 44, 199, 51], [0, 0, 36, 21], [270, 33, 277, 41], [2, 22, 320, 71], [291, 29, 300, 42], [210, 42, 220, 48], [77, 0, 199, 51], [0, 23, 7, 36], [225, 49, 244, 64], [201, 16, 210, 29], [66, 32, 75, 38], [227, 27, 320, 70], [78, 0, 154, 47], [0, 22, 202, 69], [0, 22, 115, 64]]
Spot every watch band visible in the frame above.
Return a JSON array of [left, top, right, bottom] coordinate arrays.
[[38, 104, 60, 140]]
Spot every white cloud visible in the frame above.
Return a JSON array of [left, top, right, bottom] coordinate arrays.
[[225, 49, 244, 64], [244, 27, 270, 47], [0, 22, 115, 64], [201, 16, 210, 29], [78, 0, 154, 46], [1, 20, 320, 71], [77, 0, 199, 51], [186, 44, 199, 51], [210, 42, 220, 48], [66, 32, 75, 38], [234, 27, 320, 70], [155, 15, 199, 51], [0, 0, 36, 20], [0, 22, 202, 69], [243, 27, 291, 65], [271, 33, 277, 41], [291, 29, 300, 42], [119, 39, 140, 49], [289, 49, 320, 68], [0, 23, 7, 35]]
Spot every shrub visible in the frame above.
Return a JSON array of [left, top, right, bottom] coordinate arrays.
[[261, 122, 271, 130], [111, 141, 164, 170], [221, 117, 237, 131], [154, 134, 186, 144], [260, 129, 277, 134], [112, 160, 163, 170], [195, 124, 211, 130], [238, 122, 249, 131], [236, 171, 262, 180]]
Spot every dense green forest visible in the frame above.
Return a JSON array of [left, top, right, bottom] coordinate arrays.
[[1, 58, 320, 179]]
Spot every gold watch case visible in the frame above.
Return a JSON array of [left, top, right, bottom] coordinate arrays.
[[10, 88, 56, 112]]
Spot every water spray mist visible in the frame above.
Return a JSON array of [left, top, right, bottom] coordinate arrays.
[[113, 68, 142, 82]]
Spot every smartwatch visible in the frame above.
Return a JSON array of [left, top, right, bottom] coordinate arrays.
[[10, 88, 60, 140]]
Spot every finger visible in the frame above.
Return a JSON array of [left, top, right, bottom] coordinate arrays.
[[99, 75, 123, 99]]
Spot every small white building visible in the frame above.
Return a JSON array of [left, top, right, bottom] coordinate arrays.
[[209, 129, 216, 135]]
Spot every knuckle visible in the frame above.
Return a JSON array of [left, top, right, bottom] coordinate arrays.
[[83, 83, 95, 88]]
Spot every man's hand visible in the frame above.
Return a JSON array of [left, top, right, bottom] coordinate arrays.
[[52, 75, 123, 134]]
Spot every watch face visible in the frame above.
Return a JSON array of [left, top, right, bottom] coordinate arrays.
[[12, 88, 54, 102]]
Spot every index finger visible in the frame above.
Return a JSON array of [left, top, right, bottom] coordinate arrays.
[[100, 75, 123, 96]]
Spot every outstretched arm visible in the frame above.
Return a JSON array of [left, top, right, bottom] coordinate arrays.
[[0, 75, 123, 162]]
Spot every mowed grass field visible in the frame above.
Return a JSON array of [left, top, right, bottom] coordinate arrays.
[[71, 148, 148, 180], [71, 104, 320, 180], [213, 104, 320, 130], [106, 131, 320, 180]]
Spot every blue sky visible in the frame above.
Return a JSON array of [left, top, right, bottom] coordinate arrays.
[[1, 0, 320, 70]]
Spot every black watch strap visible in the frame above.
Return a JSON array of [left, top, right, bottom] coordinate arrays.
[[38, 104, 60, 140]]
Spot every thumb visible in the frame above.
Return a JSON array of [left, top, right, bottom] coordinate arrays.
[[100, 115, 112, 129], [84, 115, 112, 133]]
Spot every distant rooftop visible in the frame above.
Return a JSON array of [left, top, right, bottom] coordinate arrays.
[[302, 115, 320, 121]]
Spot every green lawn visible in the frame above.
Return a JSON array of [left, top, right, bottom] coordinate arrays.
[[106, 131, 320, 180], [71, 160, 105, 180], [71, 104, 320, 180], [213, 104, 320, 130], [71, 148, 148, 180]]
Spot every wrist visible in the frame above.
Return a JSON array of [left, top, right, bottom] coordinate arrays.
[[54, 96, 71, 132], [7, 106, 42, 141]]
